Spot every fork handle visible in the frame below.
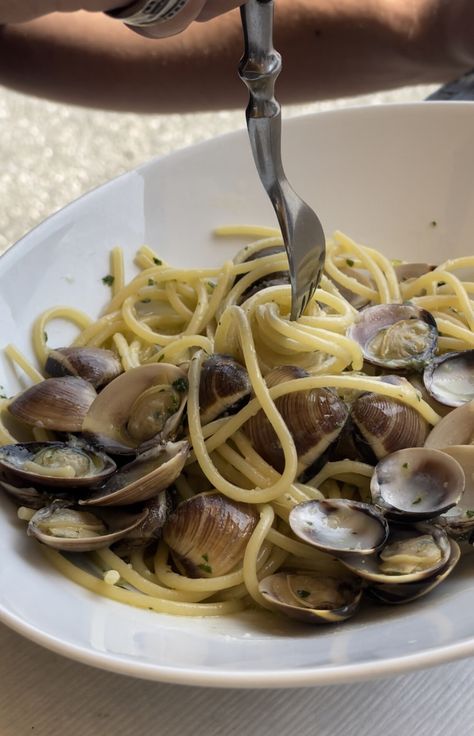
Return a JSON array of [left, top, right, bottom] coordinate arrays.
[[238, 0, 285, 195]]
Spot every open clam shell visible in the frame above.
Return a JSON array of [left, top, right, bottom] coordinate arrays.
[[82, 364, 188, 454], [28, 503, 149, 552], [423, 350, 474, 408], [163, 491, 258, 578], [80, 440, 189, 507], [258, 571, 363, 624], [425, 399, 474, 449], [347, 303, 438, 371], [370, 447, 464, 521], [0, 440, 116, 489], [45, 347, 123, 389], [289, 499, 389, 557], [434, 445, 474, 536], [341, 523, 452, 585], [368, 539, 461, 605], [8, 377, 97, 432]]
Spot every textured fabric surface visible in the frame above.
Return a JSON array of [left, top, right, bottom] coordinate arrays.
[[3, 80, 471, 736]]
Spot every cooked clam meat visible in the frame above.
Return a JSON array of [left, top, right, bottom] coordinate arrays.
[[0, 441, 116, 488], [347, 304, 438, 370], [378, 535, 443, 575]]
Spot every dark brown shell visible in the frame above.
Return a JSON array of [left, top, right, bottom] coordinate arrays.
[[199, 354, 251, 425], [244, 366, 349, 474], [45, 347, 122, 389], [351, 392, 430, 460], [163, 492, 258, 578], [8, 377, 97, 432]]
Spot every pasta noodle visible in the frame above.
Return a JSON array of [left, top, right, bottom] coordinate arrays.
[[1, 227, 474, 620]]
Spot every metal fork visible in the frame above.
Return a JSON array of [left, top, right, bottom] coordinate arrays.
[[239, 0, 326, 320]]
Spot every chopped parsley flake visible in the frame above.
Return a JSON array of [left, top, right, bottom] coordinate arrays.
[[466, 510, 474, 518], [0, 385, 6, 399], [141, 299, 151, 304], [412, 497, 422, 505], [346, 258, 355, 268], [43, 331, 48, 342], [157, 354, 165, 363], [153, 257, 162, 266], [148, 278, 155, 286], [202, 553, 209, 562], [198, 563, 213, 575], [172, 377, 189, 393], [102, 274, 115, 287], [437, 281, 446, 288], [296, 590, 310, 599], [402, 462, 409, 469], [430, 220, 438, 228]]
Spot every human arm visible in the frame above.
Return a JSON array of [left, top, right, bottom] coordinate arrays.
[[0, 0, 473, 113]]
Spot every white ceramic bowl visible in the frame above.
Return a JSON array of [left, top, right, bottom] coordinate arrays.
[[1, 102, 474, 688]]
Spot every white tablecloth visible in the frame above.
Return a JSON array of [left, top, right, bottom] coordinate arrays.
[[1, 621, 472, 736]]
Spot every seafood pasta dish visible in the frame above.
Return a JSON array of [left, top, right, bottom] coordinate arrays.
[[0, 226, 473, 624]]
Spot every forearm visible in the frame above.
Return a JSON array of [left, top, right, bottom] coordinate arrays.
[[0, 1, 470, 113]]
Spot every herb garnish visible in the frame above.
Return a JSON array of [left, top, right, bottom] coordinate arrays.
[[296, 590, 310, 599], [466, 510, 474, 518], [346, 258, 355, 268], [153, 257, 162, 266], [172, 377, 189, 393], [43, 331, 48, 342], [402, 462, 409, 469], [198, 563, 213, 575], [148, 278, 155, 286], [412, 497, 422, 505], [102, 274, 115, 286]]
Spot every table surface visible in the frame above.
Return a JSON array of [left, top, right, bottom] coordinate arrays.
[[2, 81, 473, 736]]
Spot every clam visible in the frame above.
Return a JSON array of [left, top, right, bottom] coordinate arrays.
[[163, 491, 258, 577], [423, 350, 474, 407], [347, 303, 438, 371], [0, 440, 116, 489], [350, 391, 430, 461], [244, 366, 349, 476], [331, 264, 374, 310], [368, 540, 460, 604], [289, 499, 389, 557], [370, 447, 465, 521], [80, 440, 189, 507], [82, 364, 188, 454], [340, 523, 460, 604], [112, 490, 174, 555], [0, 479, 52, 509], [45, 347, 123, 389], [393, 262, 435, 284], [199, 354, 251, 425], [8, 377, 97, 432], [28, 502, 149, 552], [258, 571, 362, 624], [234, 243, 289, 302], [424, 399, 474, 449], [434, 445, 474, 536]]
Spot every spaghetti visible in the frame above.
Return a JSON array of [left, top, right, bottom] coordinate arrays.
[[1, 228, 473, 619]]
